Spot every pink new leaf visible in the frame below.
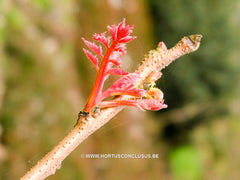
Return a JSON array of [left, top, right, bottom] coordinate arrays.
[[93, 32, 110, 48], [108, 59, 121, 68], [83, 19, 137, 112], [100, 73, 141, 100], [108, 51, 122, 67], [114, 43, 126, 55], [117, 18, 134, 40], [107, 72, 141, 90], [138, 99, 167, 111], [115, 88, 145, 97], [106, 68, 129, 76], [118, 36, 136, 43], [82, 38, 103, 57], [107, 18, 135, 43], [107, 24, 118, 41], [100, 88, 145, 101], [98, 99, 146, 111], [98, 99, 167, 111], [83, 48, 99, 71]]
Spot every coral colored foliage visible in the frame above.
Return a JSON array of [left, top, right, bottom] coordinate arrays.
[[82, 19, 166, 112]]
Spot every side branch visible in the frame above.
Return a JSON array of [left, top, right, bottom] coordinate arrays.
[[20, 34, 202, 180], [137, 34, 202, 82]]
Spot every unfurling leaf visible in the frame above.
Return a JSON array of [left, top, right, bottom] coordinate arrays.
[[82, 38, 103, 57], [93, 32, 110, 48], [82, 19, 166, 113], [83, 48, 99, 71], [106, 68, 129, 76]]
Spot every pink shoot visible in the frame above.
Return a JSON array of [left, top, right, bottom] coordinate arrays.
[[82, 19, 167, 114], [83, 18, 136, 112], [82, 49, 99, 71]]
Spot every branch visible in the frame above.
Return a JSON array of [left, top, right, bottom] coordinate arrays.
[[20, 34, 202, 180]]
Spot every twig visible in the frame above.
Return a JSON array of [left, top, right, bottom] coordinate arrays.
[[20, 34, 202, 180]]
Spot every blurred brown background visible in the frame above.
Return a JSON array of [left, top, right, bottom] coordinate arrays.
[[0, 0, 240, 179]]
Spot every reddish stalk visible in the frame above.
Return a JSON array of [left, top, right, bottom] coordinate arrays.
[[84, 41, 117, 112]]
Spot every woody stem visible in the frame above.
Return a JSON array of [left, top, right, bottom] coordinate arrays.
[[20, 34, 202, 180]]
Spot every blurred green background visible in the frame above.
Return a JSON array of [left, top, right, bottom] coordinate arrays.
[[0, 0, 240, 179]]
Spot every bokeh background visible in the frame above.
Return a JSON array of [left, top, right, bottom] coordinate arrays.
[[0, 0, 240, 179]]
